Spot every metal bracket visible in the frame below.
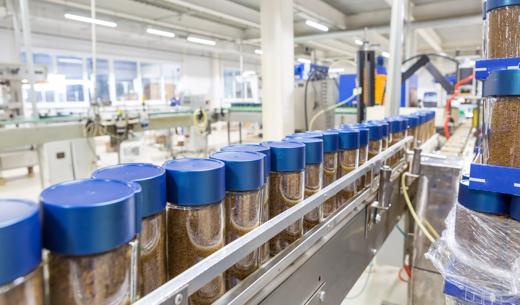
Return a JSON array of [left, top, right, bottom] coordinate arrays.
[[367, 166, 393, 230], [411, 148, 422, 175]]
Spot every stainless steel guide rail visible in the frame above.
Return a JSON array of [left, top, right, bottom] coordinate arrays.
[[136, 136, 414, 305]]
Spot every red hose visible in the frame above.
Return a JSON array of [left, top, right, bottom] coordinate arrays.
[[444, 74, 475, 139]]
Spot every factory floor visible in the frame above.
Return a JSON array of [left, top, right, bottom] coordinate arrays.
[[0, 124, 409, 305]]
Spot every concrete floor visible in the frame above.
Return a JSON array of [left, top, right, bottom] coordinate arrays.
[[0, 126, 408, 305]]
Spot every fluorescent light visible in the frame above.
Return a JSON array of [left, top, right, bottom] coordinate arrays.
[[439, 52, 448, 57], [146, 28, 175, 38], [297, 58, 312, 64], [242, 70, 257, 77], [329, 68, 345, 73], [382, 51, 390, 58], [354, 39, 363, 46], [57, 57, 83, 64], [187, 36, 216, 46], [64, 13, 117, 28], [254, 49, 263, 55], [305, 20, 329, 32]]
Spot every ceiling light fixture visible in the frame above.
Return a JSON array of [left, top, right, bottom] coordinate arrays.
[[254, 49, 263, 55], [187, 36, 216, 46], [305, 20, 329, 32], [354, 39, 364, 46], [146, 28, 175, 38], [297, 58, 312, 64], [64, 13, 117, 28], [382, 51, 390, 58]]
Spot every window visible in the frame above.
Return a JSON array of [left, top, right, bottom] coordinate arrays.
[[21, 53, 56, 103], [87, 58, 110, 103], [114, 60, 138, 101], [223, 68, 257, 101], [224, 69, 241, 99], [141, 63, 161, 101], [56, 56, 84, 102], [163, 64, 180, 102]]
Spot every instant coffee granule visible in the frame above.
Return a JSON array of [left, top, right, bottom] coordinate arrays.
[[269, 171, 304, 255], [48, 243, 132, 305], [167, 203, 226, 305], [259, 180, 270, 264], [487, 6, 520, 59], [337, 149, 357, 207], [486, 97, 520, 167], [139, 212, 167, 296], [225, 190, 262, 288], [0, 267, 44, 305], [322, 152, 338, 218], [303, 164, 323, 232]]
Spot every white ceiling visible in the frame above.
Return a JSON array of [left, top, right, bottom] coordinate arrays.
[[1, 0, 484, 61]]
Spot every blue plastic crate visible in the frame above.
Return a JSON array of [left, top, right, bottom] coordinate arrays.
[[475, 58, 520, 81]]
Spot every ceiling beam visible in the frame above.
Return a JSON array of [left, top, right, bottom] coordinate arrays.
[[290, 15, 481, 43], [161, 0, 260, 28], [293, 0, 348, 29], [42, 0, 244, 41], [416, 28, 443, 52]]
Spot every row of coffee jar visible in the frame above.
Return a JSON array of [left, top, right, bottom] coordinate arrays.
[[0, 113, 434, 305]]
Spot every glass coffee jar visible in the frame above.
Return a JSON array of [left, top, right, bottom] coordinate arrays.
[[210, 151, 264, 289], [365, 123, 383, 160], [262, 141, 305, 256], [336, 128, 360, 207], [284, 136, 324, 232], [356, 127, 370, 188], [220, 144, 271, 264], [483, 70, 520, 168], [0, 199, 43, 305], [387, 117, 407, 166], [92, 163, 167, 297], [41, 179, 139, 305], [288, 131, 339, 218], [321, 130, 339, 218], [486, 1, 520, 58], [163, 158, 226, 305], [405, 115, 420, 149]]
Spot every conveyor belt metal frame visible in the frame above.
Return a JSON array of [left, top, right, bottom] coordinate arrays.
[[136, 136, 415, 305]]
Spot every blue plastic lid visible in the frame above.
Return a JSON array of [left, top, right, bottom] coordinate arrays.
[[406, 115, 420, 128], [483, 70, 520, 97], [486, 0, 520, 12], [163, 158, 225, 206], [41, 179, 137, 256], [458, 179, 509, 215], [337, 128, 360, 150], [370, 120, 389, 137], [364, 123, 383, 141], [386, 118, 400, 133], [357, 127, 370, 146], [210, 151, 264, 191], [0, 199, 41, 286], [91, 163, 166, 218], [130, 182, 143, 233], [284, 137, 323, 165], [322, 129, 339, 153], [262, 141, 305, 172], [220, 144, 270, 182]]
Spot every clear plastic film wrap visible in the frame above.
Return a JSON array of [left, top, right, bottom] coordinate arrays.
[[426, 204, 520, 303]]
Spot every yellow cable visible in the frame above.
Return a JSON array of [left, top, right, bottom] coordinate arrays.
[[401, 173, 438, 243]]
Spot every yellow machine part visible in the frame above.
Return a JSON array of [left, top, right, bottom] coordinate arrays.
[[375, 74, 387, 105]]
